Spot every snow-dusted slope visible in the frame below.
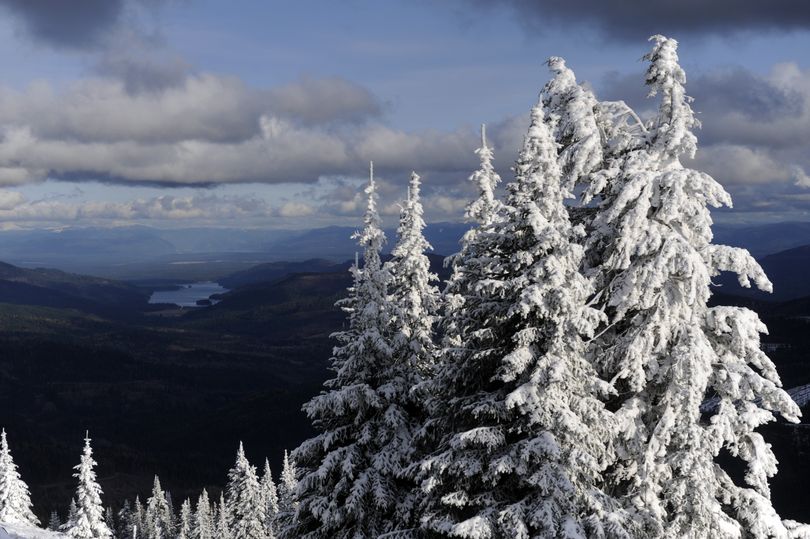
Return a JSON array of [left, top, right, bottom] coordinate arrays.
[[0, 523, 66, 538]]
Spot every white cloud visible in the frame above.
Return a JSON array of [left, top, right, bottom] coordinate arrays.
[[0, 190, 24, 210], [0, 70, 505, 187], [690, 144, 805, 186], [278, 201, 315, 218]]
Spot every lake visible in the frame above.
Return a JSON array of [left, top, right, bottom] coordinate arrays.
[[148, 281, 229, 307]]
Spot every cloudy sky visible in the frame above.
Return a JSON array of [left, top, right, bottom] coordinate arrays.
[[0, 0, 808, 229]]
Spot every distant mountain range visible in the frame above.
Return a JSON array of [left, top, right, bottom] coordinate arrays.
[[0, 220, 808, 280], [3, 219, 810, 301], [712, 221, 810, 258], [0, 223, 469, 279], [0, 261, 148, 317], [714, 244, 810, 301], [217, 252, 450, 290]]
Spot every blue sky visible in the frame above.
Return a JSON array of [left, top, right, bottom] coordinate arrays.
[[0, 0, 808, 229]]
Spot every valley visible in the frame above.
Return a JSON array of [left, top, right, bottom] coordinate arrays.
[[0, 223, 809, 522]]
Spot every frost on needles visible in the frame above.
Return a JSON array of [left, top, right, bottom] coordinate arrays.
[[290, 35, 807, 539]]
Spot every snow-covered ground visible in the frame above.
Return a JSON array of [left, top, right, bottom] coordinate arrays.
[[0, 523, 65, 538]]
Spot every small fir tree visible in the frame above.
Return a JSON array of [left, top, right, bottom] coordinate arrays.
[[261, 459, 279, 538], [215, 493, 229, 538], [144, 476, 172, 539], [48, 510, 62, 532], [0, 429, 39, 526], [64, 435, 113, 539], [226, 443, 266, 539], [177, 499, 193, 539], [193, 489, 214, 539], [117, 500, 134, 539]]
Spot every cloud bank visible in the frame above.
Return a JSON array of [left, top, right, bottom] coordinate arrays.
[[0, 71, 505, 187], [463, 0, 810, 40]]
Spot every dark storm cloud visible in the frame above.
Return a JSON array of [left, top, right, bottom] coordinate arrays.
[[0, 0, 127, 49], [465, 0, 810, 40]]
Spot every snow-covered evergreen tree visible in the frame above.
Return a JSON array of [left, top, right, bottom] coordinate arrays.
[[214, 493, 229, 538], [193, 490, 214, 539], [103, 507, 115, 538], [261, 459, 279, 538], [441, 124, 503, 359], [177, 499, 192, 539], [585, 35, 802, 537], [117, 500, 134, 539], [541, 57, 603, 198], [165, 493, 176, 536], [383, 170, 442, 530], [63, 500, 78, 533], [291, 162, 420, 538], [417, 98, 629, 538], [144, 477, 172, 539], [386, 171, 441, 376], [64, 435, 113, 539], [48, 511, 62, 532], [226, 443, 266, 539], [0, 429, 39, 526], [277, 450, 297, 516], [132, 497, 145, 539], [464, 124, 503, 230]]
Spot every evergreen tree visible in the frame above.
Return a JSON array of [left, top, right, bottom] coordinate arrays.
[[144, 477, 172, 539], [177, 499, 193, 539], [104, 508, 116, 538], [0, 429, 39, 526], [291, 162, 410, 538], [417, 99, 629, 538], [64, 499, 78, 533], [386, 171, 441, 377], [542, 57, 604, 199], [277, 450, 297, 515], [383, 170, 441, 529], [226, 443, 266, 539], [215, 493, 229, 538], [117, 500, 133, 539], [586, 35, 802, 537], [64, 435, 113, 538], [165, 493, 176, 536], [132, 497, 145, 539], [441, 124, 503, 363], [261, 459, 279, 538], [48, 510, 62, 532], [193, 490, 214, 539]]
